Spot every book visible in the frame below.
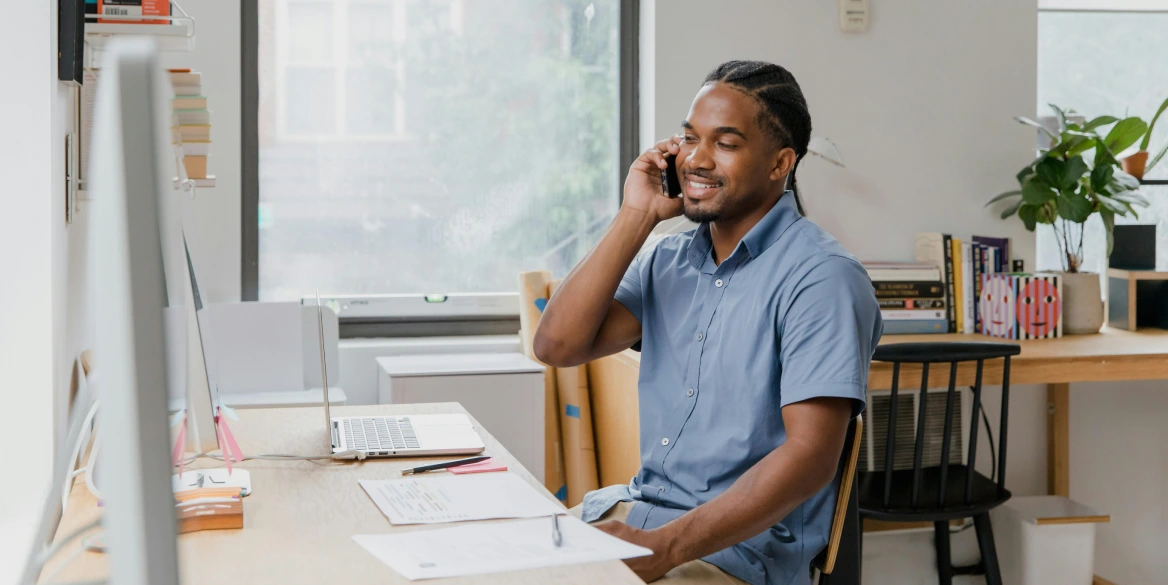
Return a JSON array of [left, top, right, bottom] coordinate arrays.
[[175, 124, 211, 142], [952, 238, 964, 334], [978, 273, 1063, 339], [882, 319, 948, 335], [172, 96, 208, 109], [974, 245, 987, 333], [914, 233, 957, 333], [183, 155, 208, 179], [97, 0, 170, 24], [865, 267, 942, 281], [873, 281, 945, 298], [182, 141, 211, 156], [881, 309, 947, 320], [878, 298, 946, 309], [961, 241, 975, 334], [972, 236, 1011, 273], [174, 109, 211, 125], [168, 72, 203, 87], [172, 84, 203, 97]]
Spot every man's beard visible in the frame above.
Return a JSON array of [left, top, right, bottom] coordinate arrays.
[[683, 202, 722, 223]]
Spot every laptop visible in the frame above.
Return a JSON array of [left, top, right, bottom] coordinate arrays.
[[313, 295, 486, 458]]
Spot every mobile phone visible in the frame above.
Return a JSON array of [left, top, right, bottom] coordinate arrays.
[[661, 154, 682, 198]]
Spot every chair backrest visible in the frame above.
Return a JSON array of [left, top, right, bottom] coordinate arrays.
[[871, 341, 1020, 510], [820, 413, 863, 574]]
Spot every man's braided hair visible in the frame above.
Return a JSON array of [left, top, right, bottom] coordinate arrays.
[[703, 60, 811, 215]]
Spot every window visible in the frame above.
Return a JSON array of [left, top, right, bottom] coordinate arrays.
[[1036, 6, 1168, 273], [248, 0, 631, 306]]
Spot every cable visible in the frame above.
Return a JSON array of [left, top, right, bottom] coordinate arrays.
[[84, 430, 103, 502], [61, 401, 101, 516]]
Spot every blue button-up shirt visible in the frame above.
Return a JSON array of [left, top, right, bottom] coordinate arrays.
[[581, 192, 882, 585]]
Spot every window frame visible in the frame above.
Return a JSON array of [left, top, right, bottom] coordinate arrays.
[[241, 0, 640, 336]]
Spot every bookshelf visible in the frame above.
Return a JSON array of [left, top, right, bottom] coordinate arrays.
[[74, 0, 213, 210], [84, 1, 196, 56]]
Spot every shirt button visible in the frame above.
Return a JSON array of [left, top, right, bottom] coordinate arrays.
[[687, 388, 694, 397], [661, 438, 669, 446], [715, 279, 724, 288], [696, 332, 704, 341]]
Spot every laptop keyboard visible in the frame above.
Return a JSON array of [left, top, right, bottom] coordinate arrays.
[[342, 416, 420, 452]]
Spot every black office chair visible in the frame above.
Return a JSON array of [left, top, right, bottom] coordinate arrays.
[[857, 342, 1021, 585]]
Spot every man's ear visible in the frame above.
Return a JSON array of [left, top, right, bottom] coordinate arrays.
[[769, 148, 797, 183]]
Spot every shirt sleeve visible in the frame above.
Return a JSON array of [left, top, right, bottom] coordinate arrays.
[[614, 247, 649, 324], [779, 255, 883, 416]]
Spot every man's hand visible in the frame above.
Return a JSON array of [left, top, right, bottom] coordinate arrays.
[[622, 136, 686, 225], [593, 520, 679, 583]]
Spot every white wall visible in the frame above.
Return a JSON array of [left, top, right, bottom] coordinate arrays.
[[162, 0, 243, 304], [0, 1, 82, 581]]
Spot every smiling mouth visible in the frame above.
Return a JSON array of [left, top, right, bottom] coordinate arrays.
[[1032, 321, 1046, 326]]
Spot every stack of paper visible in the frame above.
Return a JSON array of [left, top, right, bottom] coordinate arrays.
[[167, 69, 212, 180], [353, 516, 652, 580], [358, 473, 562, 525]]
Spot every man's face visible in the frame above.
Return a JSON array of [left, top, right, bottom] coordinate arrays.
[[678, 82, 791, 223]]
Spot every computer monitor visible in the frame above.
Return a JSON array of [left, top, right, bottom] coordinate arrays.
[[86, 37, 181, 585]]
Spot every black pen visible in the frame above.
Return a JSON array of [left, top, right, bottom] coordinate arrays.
[[400, 455, 491, 475]]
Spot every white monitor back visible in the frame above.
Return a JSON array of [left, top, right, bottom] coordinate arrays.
[[89, 37, 180, 585], [193, 302, 340, 401]]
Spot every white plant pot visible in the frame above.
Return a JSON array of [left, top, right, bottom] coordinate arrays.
[[1059, 271, 1104, 334]]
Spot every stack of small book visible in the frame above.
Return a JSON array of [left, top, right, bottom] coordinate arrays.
[[168, 69, 211, 180], [864, 261, 948, 334]]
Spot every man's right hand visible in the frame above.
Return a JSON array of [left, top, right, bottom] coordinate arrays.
[[622, 135, 686, 224]]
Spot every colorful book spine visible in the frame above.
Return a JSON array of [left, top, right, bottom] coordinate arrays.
[[952, 238, 964, 334], [961, 242, 974, 334], [883, 319, 948, 335], [978, 273, 1063, 339], [873, 281, 945, 298], [942, 234, 956, 332], [973, 244, 986, 334], [879, 298, 946, 309]]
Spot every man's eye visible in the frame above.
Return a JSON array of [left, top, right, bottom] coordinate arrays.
[[717, 143, 737, 150], [684, 135, 698, 143]]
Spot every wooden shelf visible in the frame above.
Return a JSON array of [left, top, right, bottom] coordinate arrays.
[[173, 175, 216, 189], [1138, 178, 1168, 186]]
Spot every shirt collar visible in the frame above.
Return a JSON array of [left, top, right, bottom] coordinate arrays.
[[686, 191, 801, 270]]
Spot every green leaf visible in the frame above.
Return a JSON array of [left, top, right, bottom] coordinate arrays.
[[1084, 115, 1119, 132], [1110, 169, 1141, 192], [1049, 104, 1069, 132], [1021, 177, 1056, 205], [1018, 204, 1039, 231], [1037, 201, 1059, 224], [1103, 117, 1148, 154], [1146, 139, 1168, 173], [1100, 208, 1116, 258], [1016, 116, 1059, 141], [1090, 163, 1114, 193], [1036, 158, 1064, 188], [1000, 198, 1023, 219], [1094, 135, 1118, 168], [1141, 96, 1168, 151], [1065, 135, 1096, 158], [1056, 188, 1094, 224], [1062, 155, 1089, 190], [1015, 153, 1046, 184], [986, 190, 1022, 206], [1095, 194, 1127, 215], [1108, 189, 1150, 208]]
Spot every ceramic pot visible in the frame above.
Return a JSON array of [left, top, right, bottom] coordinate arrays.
[[1121, 151, 1148, 180], [1059, 271, 1104, 334]]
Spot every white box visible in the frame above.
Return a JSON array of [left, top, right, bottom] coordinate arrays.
[[989, 495, 1110, 585], [376, 353, 545, 481]]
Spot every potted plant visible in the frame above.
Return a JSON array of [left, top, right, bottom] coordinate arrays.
[[1121, 96, 1168, 179], [988, 104, 1150, 334]]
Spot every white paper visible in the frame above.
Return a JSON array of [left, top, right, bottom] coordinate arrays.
[[199, 301, 304, 394], [359, 473, 563, 525], [352, 516, 652, 580]]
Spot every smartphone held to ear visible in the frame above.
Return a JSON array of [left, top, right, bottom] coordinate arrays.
[[661, 155, 682, 198]]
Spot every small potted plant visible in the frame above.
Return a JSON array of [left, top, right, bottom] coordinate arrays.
[[988, 104, 1149, 334], [1121, 96, 1168, 179]]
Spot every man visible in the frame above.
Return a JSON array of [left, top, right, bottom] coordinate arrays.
[[533, 60, 882, 585]]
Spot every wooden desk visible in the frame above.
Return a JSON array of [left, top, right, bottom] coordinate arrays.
[[41, 403, 642, 585], [589, 327, 1168, 499]]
